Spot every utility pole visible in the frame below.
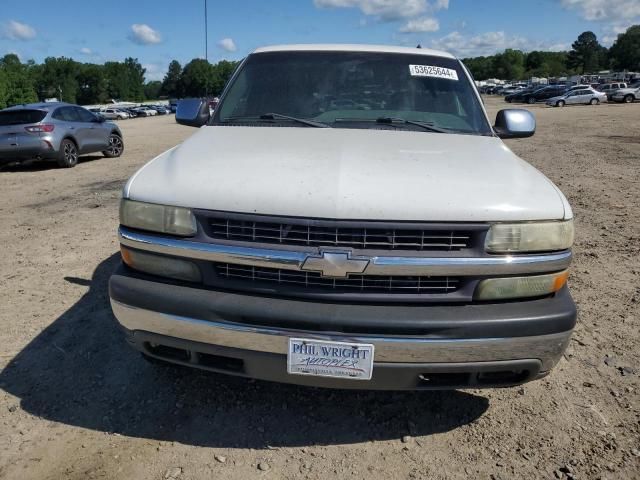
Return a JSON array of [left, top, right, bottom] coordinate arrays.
[[204, 0, 208, 62], [204, 0, 209, 98]]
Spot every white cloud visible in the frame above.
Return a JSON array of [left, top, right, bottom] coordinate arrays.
[[129, 24, 162, 45], [218, 38, 237, 52], [430, 31, 570, 57], [399, 17, 439, 33], [558, 0, 640, 22], [430, 31, 521, 57], [558, 0, 640, 43], [79, 47, 93, 55], [313, 0, 448, 21], [545, 42, 571, 52], [143, 62, 166, 82], [2, 20, 36, 41]]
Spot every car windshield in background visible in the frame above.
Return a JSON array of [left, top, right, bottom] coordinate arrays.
[[214, 51, 492, 135], [0, 109, 47, 126]]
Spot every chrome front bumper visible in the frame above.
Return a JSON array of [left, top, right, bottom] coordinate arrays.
[[111, 299, 571, 372]]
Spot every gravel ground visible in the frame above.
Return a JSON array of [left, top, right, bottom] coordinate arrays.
[[0, 97, 638, 480]]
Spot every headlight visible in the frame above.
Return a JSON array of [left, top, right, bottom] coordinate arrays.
[[485, 220, 574, 253], [121, 246, 201, 282], [120, 199, 197, 236], [475, 270, 569, 301]]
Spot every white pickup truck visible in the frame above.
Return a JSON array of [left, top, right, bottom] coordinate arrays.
[[611, 83, 640, 103], [109, 44, 576, 390]]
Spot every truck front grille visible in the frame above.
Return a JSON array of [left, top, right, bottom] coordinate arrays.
[[207, 216, 473, 251], [215, 263, 460, 294]]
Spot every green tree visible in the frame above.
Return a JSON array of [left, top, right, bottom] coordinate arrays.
[[103, 57, 146, 101], [179, 58, 214, 97], [144, 80, 162, 100], [210, 60, 239, 95], [77, 64, 108, 105], [492, 49, 526, 80], [462, 56, 493, 80], [161, 60, 182, 98], [568, 31, 605, 74], [37, 57, 81, 103], [0, 54, 37, 106], [524, 51, 571, 78], [539, 52, 571, 77], [124, 57, 145, 101], [525, 51, 545, 72], [0, 68, 9, 109], [609, 25, 640, 71]]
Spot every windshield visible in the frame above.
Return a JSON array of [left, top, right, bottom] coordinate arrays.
[[213, 51, 492, 135]]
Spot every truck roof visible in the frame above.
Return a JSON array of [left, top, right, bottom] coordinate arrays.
[[252, 44, 456, 60]]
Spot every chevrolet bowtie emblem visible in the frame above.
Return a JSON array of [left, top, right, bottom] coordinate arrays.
[[301, 251, 370, 278]]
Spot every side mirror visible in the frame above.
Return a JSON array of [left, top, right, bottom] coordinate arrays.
[[93, 115, 105, 123], [176, 98, 210, 128], [494, 109, 536, 139]]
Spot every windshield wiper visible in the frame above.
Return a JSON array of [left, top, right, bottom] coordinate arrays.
[[375, 117, 450, 133], [223, 113, 330, 128], [334, 117, 450, 133]]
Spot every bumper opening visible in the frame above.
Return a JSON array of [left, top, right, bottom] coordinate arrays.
[[418, 368, 532, 388], [477, 369, 530, 385], [198, 351, 244, 372], [145, 342, 191, 362], [144, 341, 245, 373]]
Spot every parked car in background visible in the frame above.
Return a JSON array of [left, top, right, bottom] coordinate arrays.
[[565, 84, 591, 92], [0, 102, 124, 168], [520, 85, 569, 104], [152, 105, 169, 115], [208, 97, 220, 115], [123, 108, 143, 118], [101, 108, 130, 120], [611, 84, 640, 103], [169, 99, 178, 113], [500, 86, 522, 96], [546, 87, 607, 107], [134, 105, 158, 117], [505, 86, 538, 103], [597, 82, 627, 100], [112, 44, 576, 391]]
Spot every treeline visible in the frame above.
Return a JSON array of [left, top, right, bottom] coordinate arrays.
[[463, 25, 640, 81], [157, 59, 239, 100], [0, 54, 239, 109], [1, 25, 637, 107]]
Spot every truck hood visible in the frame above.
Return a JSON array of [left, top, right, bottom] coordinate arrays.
[[125, 126, 569, 222]]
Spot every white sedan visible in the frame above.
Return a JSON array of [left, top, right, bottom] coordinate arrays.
[[101, 108, 130, 120], [546, 87, 607, 107]]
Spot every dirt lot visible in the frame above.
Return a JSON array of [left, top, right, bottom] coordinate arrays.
[[0, 97, 639, 480]]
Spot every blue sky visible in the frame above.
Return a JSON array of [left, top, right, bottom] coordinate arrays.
[[1, 0, 638, 81]]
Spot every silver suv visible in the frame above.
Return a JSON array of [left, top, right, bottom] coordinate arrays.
[[0, 102, 124, 168]]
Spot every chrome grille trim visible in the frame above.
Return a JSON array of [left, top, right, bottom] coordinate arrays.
[[215, 263, 460, 294], [208, 217, 473, 251], [119, 227, 573, 277]]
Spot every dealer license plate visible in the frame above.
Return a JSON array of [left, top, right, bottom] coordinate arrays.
[[287, 338, 374, 380]]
